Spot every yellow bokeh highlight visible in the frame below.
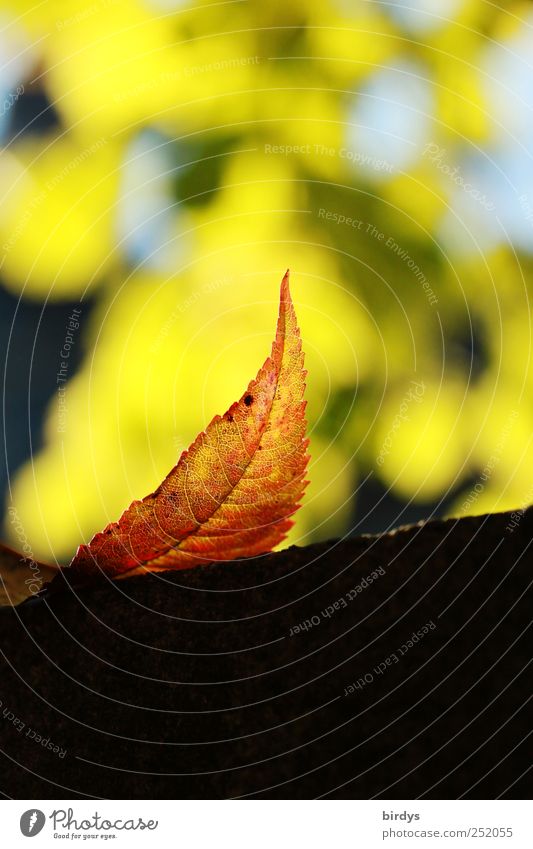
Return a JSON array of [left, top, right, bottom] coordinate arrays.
[[374, 378, 470, 501], [307, 6, 399, 84], [0, 135, 120, 298], [449, 394, 533, 518], [384, 164, 448, 233], [43, 0, 181, 138]]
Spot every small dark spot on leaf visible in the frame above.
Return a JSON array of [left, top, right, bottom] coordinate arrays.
[[227, 414, 233, 422], [244, 394, 253, 406]]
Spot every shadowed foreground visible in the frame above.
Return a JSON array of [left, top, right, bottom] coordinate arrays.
[[0, 508, 530, 799]]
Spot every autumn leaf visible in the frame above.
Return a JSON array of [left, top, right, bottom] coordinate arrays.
[[1, 269, 309, 602], [64, 270, 309, 580]]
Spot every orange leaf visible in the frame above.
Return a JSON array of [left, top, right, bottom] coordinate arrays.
[[69, 270, 309, 579]]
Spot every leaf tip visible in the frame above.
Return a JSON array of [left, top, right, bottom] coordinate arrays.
[[281, 268, 291, 300]]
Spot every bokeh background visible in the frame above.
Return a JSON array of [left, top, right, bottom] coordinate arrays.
[[1, 0, 532, 565]]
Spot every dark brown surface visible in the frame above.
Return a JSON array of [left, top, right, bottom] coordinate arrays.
[[0, 508, 530, 799]]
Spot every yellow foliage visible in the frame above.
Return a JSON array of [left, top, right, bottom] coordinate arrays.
[[307, 6, 399, 84], [42, 0, 181, 138], [384, 164, 448, 233], [374, 378, 470, 501], [284, 434, 355, 546], [3, 0, 533, 561], [0, 135, 120, 298]]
